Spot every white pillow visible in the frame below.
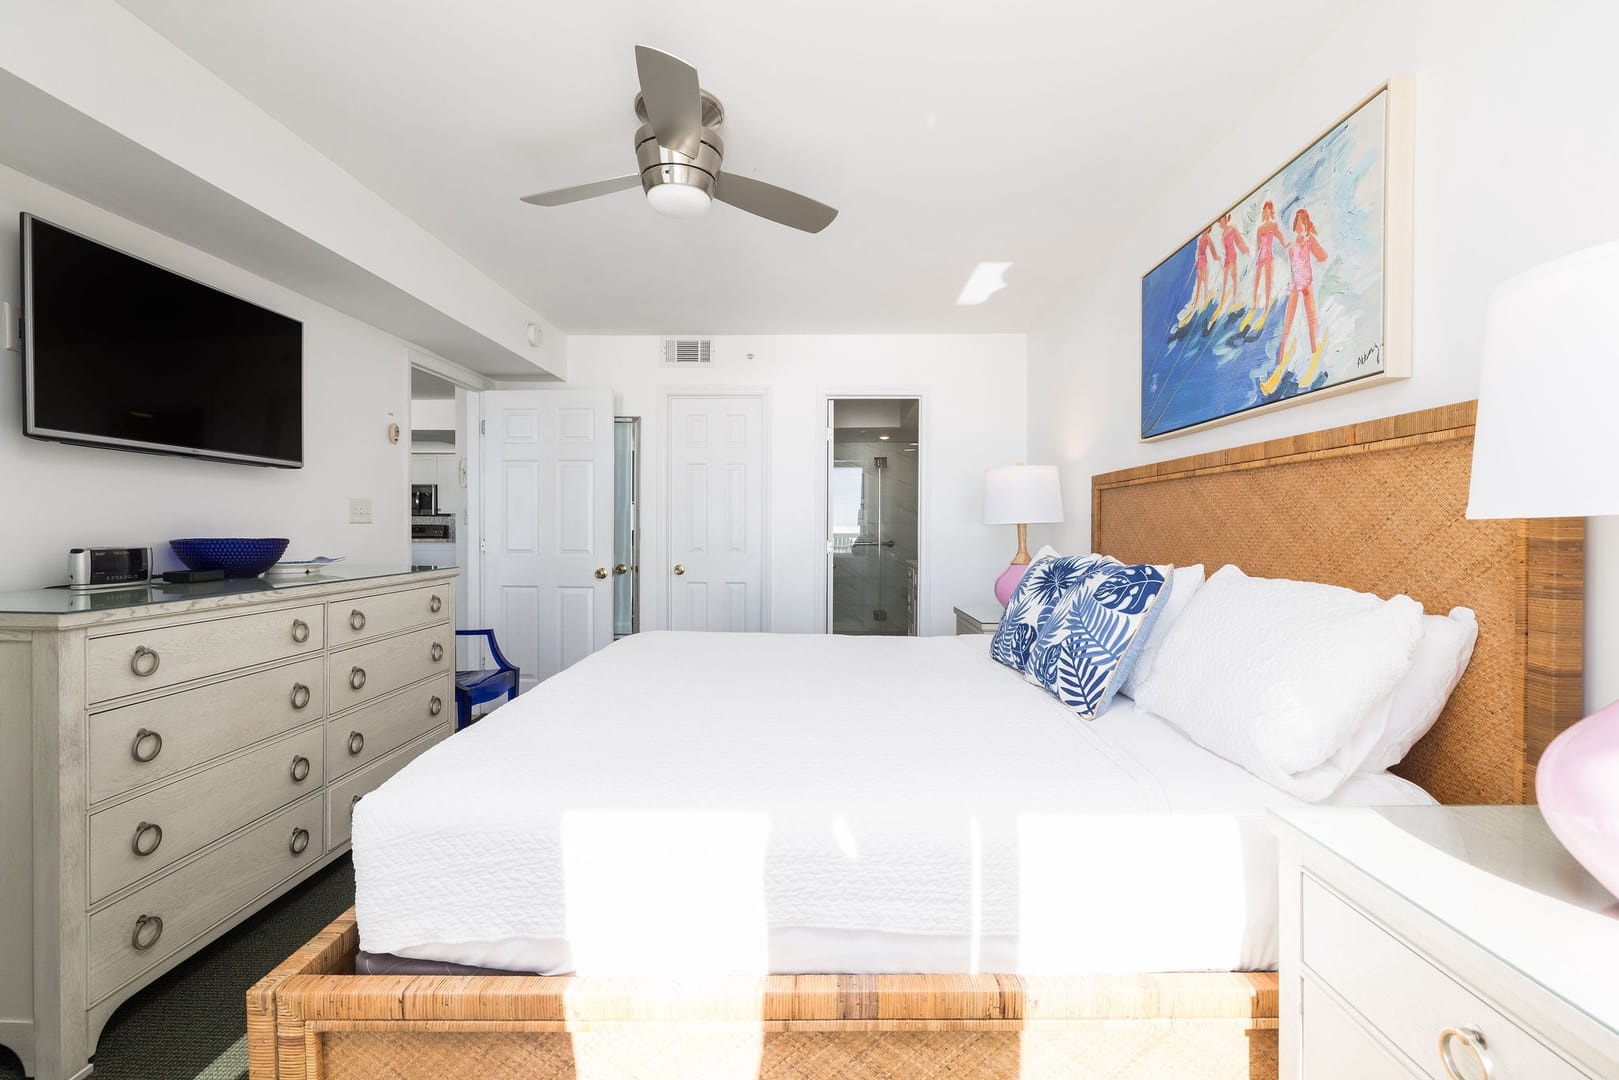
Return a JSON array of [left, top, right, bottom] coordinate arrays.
[[1358, 607, 1477, 774], [1119, 564, 1204, 699], [1132, 565, 1425, 800]]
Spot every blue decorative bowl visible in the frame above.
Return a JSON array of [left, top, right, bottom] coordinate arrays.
[[169, 537, 291, 578]]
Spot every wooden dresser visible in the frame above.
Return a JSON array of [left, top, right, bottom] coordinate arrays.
[[0, 566, 458, 1080]]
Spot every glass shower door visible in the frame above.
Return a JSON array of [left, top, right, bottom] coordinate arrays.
[[828, 398, 919, 635]]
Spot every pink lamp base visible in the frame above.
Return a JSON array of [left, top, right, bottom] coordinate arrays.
[[1538, 698, 1619, 901], [994, 562, 1030, 607]]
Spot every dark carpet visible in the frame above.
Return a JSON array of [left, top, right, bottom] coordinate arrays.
[[0, 855, 354, 1080]]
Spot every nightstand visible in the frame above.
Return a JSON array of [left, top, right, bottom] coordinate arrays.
[[1270, 805, 1619, 1079], [953, 603, 1002, 635]]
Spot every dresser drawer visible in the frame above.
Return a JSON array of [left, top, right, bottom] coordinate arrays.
[[328, 673, 452, 781], [328, 725, 450, 849], [329, 622, 452, 714], [88, 724, 325, 903], [1301, 979, 1419, 1078], [88, 656, 326, 803], [87, 791, 324, 1003], [1301, 877, 1589, 1080], [327, 584, 452, 648], [87, 603, 324, 703]]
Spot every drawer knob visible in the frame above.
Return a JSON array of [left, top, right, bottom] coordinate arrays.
[[130, 727, 163, 763], [1439, 1026, 1494, 1080], [430, 642, 445, 663], [349, 666, 367, 691], [131, 913, 163, 951], [131, 821, 163, 857], [290, 755, 312, 783], [428, 695, 443, 717], [429, 594, 442, 613], [290, 683, 312, 710], [291, 618, 310, 644], [289, 827, 311, 856], [349, 609, 367, 632], [347, 730, 365, 756], [130, 645, 160, 678]]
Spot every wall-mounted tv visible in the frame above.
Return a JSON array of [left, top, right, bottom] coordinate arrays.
[[21, 213, 303, 468]]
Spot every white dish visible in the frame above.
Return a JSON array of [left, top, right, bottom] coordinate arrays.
[[266, 555, 346, 578]]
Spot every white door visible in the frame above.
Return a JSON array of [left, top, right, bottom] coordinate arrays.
[[667, 395, 766, 631], [481, 389, 614, 689]]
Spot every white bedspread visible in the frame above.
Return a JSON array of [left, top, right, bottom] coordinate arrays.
[[353, 631, 1432, 975]]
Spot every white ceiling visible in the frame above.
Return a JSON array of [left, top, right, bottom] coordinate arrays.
[[117, 0, 1357, 335]]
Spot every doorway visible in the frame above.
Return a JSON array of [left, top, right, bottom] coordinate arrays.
[[826, 397, 921, 635], [613, 417, 641, 638]]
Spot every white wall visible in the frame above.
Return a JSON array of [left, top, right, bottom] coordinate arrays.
[[0, 164, 413, 590], [1024, 0, 1619, 710], [567, 335, 1027, 636]]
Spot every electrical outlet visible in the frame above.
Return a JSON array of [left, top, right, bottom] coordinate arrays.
[[3, 301, 19, 353], [348, 497, 373, 524]]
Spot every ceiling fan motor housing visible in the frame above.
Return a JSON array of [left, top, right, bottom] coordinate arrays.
[[633, 89, 725, 199]]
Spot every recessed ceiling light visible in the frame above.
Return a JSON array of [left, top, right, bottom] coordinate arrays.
[[956, 261, 1012, 306], [878, 434, 890, 441]]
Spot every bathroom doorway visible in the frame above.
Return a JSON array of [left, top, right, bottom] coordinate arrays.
[[825, 397, 922, 635]]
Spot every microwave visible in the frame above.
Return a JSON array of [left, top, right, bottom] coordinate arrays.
[[410, 484, 438, 515]]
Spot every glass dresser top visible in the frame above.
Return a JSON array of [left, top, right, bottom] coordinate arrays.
[[0, 564, 454, 615]]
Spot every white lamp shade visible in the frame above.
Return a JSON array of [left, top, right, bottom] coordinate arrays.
[[1469, 240, 1619, 519], [983, 465, 1064, 525]]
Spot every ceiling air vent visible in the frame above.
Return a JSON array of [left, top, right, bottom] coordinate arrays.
[[661, 337, 714, 367]]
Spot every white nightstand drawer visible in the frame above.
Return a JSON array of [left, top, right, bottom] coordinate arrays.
[[1301, 876, 1589, 1080], [1301, 980, 1419, 1078]]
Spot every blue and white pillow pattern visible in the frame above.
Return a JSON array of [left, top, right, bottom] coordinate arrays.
[[1026, 562, 1170, 719], [990, 554, 1116, 673]]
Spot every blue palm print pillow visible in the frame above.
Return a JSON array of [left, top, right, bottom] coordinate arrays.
[[989, 554, 1117, 673], [1027, 562, 1170, 719]]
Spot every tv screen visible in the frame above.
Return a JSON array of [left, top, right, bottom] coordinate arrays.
[[21, 213, 303, 467]]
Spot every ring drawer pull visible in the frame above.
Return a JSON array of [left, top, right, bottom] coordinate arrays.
[[349, 666, 367, 691], [290, 618, 310, 644], [428, 695, 443, 717], [349, 609, 367, 632], [130, 728, 163, 763], [289, 827, 311, 856], [351, 793, 363, 808], [347, 730, 365, 756], [429, 594, 442, 613], [132, 914, 163, 951], [290, 683, 312, 710], [430, 642, 444, 663], [131, 821, 163, 857], [1439, 1026, 1495, 1080], [290, 755, 312, 783], [130, 645, 160, 678]]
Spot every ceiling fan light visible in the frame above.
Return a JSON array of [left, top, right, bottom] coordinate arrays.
[[646, 183, 713, 219]]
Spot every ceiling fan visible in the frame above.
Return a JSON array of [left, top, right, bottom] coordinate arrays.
[[520, 46, 838, 234]]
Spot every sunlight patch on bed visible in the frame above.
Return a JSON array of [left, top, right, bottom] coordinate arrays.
[[1016, 813, 1249, 973]]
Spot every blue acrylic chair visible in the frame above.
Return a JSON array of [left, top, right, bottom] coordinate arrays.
[[453, 629, 520, 730]]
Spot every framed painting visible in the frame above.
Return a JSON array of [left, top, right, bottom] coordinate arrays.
[[1140, 77, 1413, 441]]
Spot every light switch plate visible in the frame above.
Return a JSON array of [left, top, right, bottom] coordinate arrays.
[[348, 497, 373, 524], [3, 301, 18, 353]]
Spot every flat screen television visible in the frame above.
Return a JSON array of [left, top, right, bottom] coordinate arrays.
[[21, 213, 303, 467]]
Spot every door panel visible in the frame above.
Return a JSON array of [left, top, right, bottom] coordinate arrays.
[[667, 396, 765, 632], [482, 389, 614, 689]]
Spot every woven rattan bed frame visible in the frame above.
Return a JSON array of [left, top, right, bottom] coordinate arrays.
[[248, 401, 1582, 1080]]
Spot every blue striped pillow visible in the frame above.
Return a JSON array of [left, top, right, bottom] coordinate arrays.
[[990, 554, 1117, 673], [1027, 562, 1170, 719]]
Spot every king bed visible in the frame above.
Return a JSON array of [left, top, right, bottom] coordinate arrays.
[[248, 402, 1583, 1080]]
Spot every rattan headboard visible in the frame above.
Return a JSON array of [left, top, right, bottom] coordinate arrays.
[[1092, 402, 1583, 804]]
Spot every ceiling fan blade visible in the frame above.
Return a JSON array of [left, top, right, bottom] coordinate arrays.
[[634, 45, 702, 157], [520, 174, 642, 206], [715, 173, 839, 234]]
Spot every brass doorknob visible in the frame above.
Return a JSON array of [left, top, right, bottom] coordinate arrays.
[[673, 564, 686, 576], [594, 567, 608, 579], [613, 563, 629, 575]]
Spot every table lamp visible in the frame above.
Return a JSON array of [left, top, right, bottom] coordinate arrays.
[[1468, 238, 1619, 899], [983, 464, 1064, 606]]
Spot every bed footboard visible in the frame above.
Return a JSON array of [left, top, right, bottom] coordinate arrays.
[[248, 909, 1277, 1080]]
